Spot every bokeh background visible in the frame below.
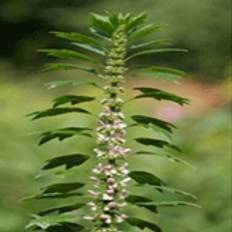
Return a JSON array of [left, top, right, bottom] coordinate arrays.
[[0, 0, 231, 232]]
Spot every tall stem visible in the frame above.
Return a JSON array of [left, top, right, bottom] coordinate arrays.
[[84, 25, 130, 232]]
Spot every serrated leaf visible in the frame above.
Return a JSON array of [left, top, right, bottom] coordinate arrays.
[[128, 24, 160, 42], [38, 127, 91, 146], [42, 154, 90, 170], [129, 39, 171, 51], [135, 137, 181, 152], [126, 48, 188, 60], [51, 31, 100, 46], [129, 171, 165, 187], [135, 66, 186, 82], [38, 49, 98, 63], [26, 214, 84, 231], [38, 203, 85, 216], [126, 194, 153, 203], [72, 42, 105, 56], [90, 13, 114, 37], [45, 79, 101, 89], [45, 222, 85, 232], [135, 151, 194, 169], [126, 195, 158, 213], [131, 115, 176, 133], [134, 87, 190, 105], [126, 12, 147, 34], [126, 217, 162, 232], [153, 201, 201, 208], [44, 63, 97, 74], [108, 12, 131, 28], [42, 182, 85, 194], [153, 186, 197, 200], [52, 95, 95, 108], [136, 203, 159, 214], [28, 107, 90, 120]]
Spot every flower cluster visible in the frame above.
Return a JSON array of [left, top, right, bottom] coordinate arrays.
[[84, 25, 130, 231], [85, 163, 130, 224]]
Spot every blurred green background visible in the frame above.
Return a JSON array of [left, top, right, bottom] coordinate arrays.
[[0, 1, 231, 232]]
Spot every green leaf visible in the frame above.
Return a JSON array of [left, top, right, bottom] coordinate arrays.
[[131, 201, 200, 215], [152, 186, 197, 200], [26, 214, 84, 231], [38, 49, 98, 63], [45, 79, 101, 89], [135, 137, 181, 152], [42, 154, 90, 170], [126, 12, 147, 34], [126, 48, 188, 60], [136, 203, 158, 214], [131, 115, 176, 133], [134, 87, 190, 105], [128, 24, 160, 42], [28, 107, 90, 120], [42, 182, 85, 194], [152, 201, 201, 208], [38, 127, 92, 146], [129, 39, 171, 51], [45, 222, 85, 232], [44, 63, 98, 74], [51, 31, 101, 46], [72, 42, 105, 56], [38, 203, 85, 216], [126, 217, 162, 232], [135, 66, 186, 82], [90, 13, 114, 37], [126, 194, 152, 203], [129, 171, 165, 187], [53, 95, 95, 108], [135, 151, 194, 169], [126, 195, 158, 213]]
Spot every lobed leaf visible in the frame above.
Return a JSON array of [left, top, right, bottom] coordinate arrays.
[[38, 49, 98, 63], [153, 186, 197, 200], [51, 31, 101, 46], [28, 107, 90, 120], [135, 137, 181, 152], [126, 194, 152, 203], [135, 150, 194, 169], [126, 217, 162, 232], [38, 127, 92, 146], [126, 48, 188, 60], [126, 195, 158, 214], [72, 42, 105, 56], [38, 203, 85, 216], [153, 201, 201, 208], [45, 222, 85, 232], [129, 39, 171, 51], [45, 79, 101, 89], [90, 13, 114, 37], [129, 171, 165, 187], [128, 24, 160, 42], [53, 95, 95, 108], [26, 214, 84, 231], [134, 66, 186, 82], [42, 154, 90, 170], [131, 115, 176, 133], [42, 182, 85, 194], [126, 12, 147, 34], [134, 87, 190, 105], [44, 63, 97, 74]]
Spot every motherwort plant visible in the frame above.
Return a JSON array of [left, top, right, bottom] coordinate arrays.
[[26, 12, 199, 232]]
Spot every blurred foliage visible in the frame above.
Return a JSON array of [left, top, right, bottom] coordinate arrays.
[[0, 68, 231, 231], [0, 0, 231, 79]]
